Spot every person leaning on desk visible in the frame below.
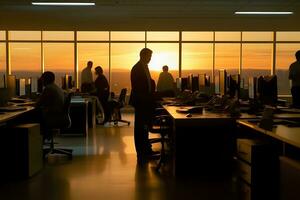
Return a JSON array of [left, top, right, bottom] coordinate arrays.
[[36, 71, 68, 139]]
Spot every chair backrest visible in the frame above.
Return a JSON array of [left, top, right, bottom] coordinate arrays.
[[118, 88, 127, 107]]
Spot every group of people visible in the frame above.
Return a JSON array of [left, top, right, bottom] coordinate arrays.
[[36, 47, 300, 164], [81, 61, 110, 123]]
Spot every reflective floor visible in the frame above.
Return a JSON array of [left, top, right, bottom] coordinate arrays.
[[0, 113, 238, 200]]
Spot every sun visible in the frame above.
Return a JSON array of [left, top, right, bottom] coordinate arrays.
[[148, 52, 178, 71]]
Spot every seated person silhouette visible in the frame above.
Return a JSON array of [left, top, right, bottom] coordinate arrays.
[[36, 71, 69, 139], [157, 65, 175, 97]]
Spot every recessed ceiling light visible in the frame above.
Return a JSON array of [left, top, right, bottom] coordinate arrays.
[[235, 11, 293, 15], [32, 2, 95, 6]]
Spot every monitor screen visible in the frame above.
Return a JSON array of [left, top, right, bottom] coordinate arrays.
[[31, 77, 38, 93], [214, 75, 220, 94], [0, 88, 8, 106], [257, 75, 278, 105], [191, 74, 199, 92], [199, 74, 206, 87], [176, 78, 182, 91], [19, 78, 26, 96], [181, 77, 189, 91], [228, 74, 240, 99], [219, 69, 227, 96], [248, 77, 257, 100], [7, 75, 16, 99]]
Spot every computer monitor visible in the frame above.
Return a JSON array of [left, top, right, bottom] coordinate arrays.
[[0, 88, 8, 106], [62, 74, 73, 90], [191, 74, 199, 92], [219, 69, 227, 96], [19, 78, 26, 96], [176, 78, 182, 91], [248, 77, 257, 100], [181, 77, 189, 91], [7, 75, 16, 99], [199, 74, 206, 87], [228, 74, 240, 99], [30, 77, 38, 93], [205, 75, 210, 87], [257, 75, 278, 105], [37, 77, 43, 93], [214, 75, 220, 94]]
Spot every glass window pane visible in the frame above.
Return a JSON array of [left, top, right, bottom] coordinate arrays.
[[147, 43, 179, 84], [215, 44, 240, 74], [242, 32, 273, 41], [10, 43, 41, 78], [77, 31, 109, 41], [111, 31, 145, 41], [0, 43, 6, 79], [111, 43, 145, 94], [277, 32, 300, 41], [276, 44, 299, 95], [182, 44, 213, 79], [43, 31, 74, 41], [44, 43, 74, 87], [242, 44, 273, 84], [182, 32, 214, 41], [147, 31, 179, 41], [78, 43, 109, 87], [0, 31, 6, 40], [215, 32, 241, 41], [9, 31, 41, 41]]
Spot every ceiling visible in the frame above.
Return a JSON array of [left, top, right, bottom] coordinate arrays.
[[0, 0, 299, 30]]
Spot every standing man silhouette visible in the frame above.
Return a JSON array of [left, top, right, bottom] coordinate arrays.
[[81, 61, 94, 93], [289, 50, 300, 108], [130, 48, 156, 163]]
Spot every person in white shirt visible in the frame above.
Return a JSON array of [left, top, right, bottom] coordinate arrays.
[[289, 50, 300, 108], [81, 61, 94, 92], [157, 65, 175, 97]]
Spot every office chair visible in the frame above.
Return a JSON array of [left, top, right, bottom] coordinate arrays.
[[108, 88, 130, 126], [43, 92, 73, 159], [149, 108, 172, 171]]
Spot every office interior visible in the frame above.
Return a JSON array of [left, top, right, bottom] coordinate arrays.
[[1, 1, 300, 200]]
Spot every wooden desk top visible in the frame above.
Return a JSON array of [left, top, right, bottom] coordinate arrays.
[[163, 105, 256, 120], [0, 106, 35, 124], [237, 119, 300, 149]]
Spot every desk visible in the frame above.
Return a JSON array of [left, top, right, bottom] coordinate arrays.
[[163, 105, 256, 177], [163, 105, 300, 177], [0, 106, 35, 125]]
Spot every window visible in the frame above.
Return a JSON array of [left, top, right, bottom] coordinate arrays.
[[44, 43, 74, 87], [182, 32, 213, 41], [0, 31, 6, 40], [147, 31, 179, 41], [77, 31, 109, 41], [111, 43, 145, 94], [10, 43, 41, 78], [147, 43, 179, 84], [215, 32, 241, 41], [43, 31, 74, 41], [111, 31, 145, 41], [277, 32, 300, 41], [241, 44, 273, 84], [242, 32, 273, 41], [276, 44, 299, 95], [215, 44, 240, 75], [9, 31, 41, 41], [182, 43, 213, 78], [0, 43, 6, 81], [77, 43, 109, 87]]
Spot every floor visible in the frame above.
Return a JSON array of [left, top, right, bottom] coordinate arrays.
[[0, 113, 238, 200]]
